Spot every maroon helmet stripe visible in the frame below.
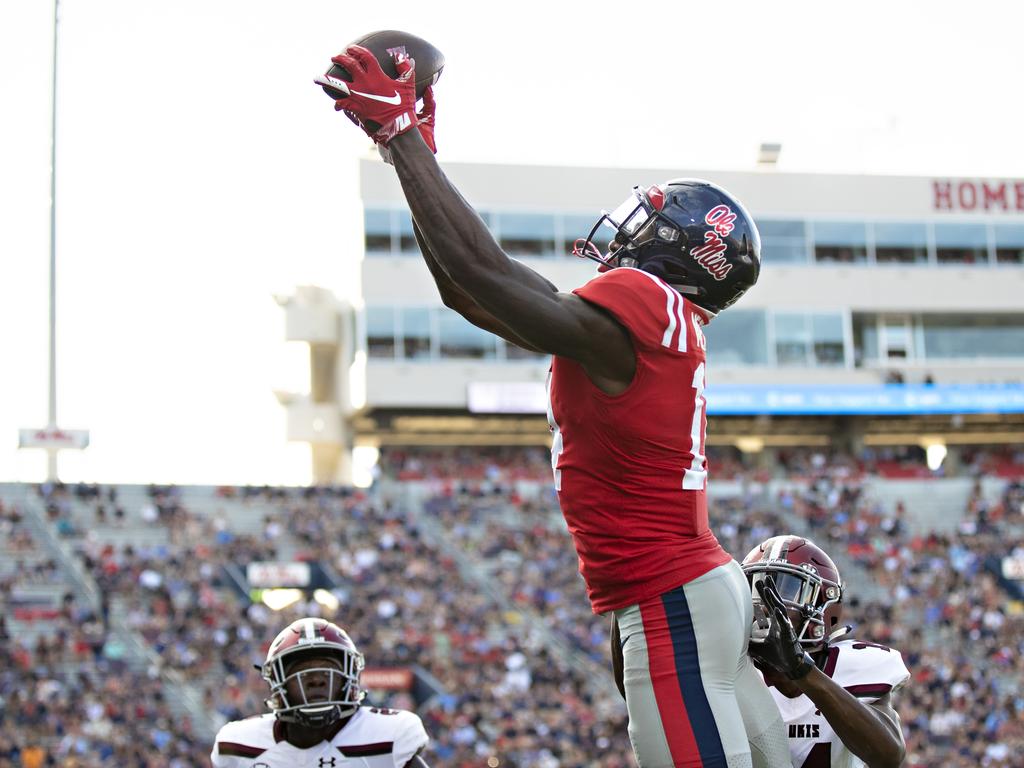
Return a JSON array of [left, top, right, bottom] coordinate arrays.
[[218, 742, 267, 758], [845, 683, 892, 697], [339, 741, 394, 757]]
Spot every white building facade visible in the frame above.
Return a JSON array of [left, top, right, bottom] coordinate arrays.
[[282, 160, 1024, 481]]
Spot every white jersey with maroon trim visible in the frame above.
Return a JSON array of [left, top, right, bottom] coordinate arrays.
[[769, 638, 910, 768], [210, 707, 428, 768]]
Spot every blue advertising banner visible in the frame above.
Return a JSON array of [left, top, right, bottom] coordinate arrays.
[[707, 384, 1024, 415]]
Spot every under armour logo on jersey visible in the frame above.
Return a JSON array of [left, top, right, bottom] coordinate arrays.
[[319, 758, 337, 767]]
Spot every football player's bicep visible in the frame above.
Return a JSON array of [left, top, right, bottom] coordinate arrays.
[[869, 693, 905, 744]]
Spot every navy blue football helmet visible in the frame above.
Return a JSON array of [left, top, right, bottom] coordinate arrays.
[[573, 179, 761, 315]]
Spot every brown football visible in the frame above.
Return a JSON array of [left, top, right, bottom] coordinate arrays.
[[320, 30, 445, 102]]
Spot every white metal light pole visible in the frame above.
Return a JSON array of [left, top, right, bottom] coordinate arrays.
[[46, 0, 60, 481], [19, 0, 90, 479]]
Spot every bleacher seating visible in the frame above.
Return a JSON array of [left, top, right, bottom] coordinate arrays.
[[0, 451, 1022, 767]]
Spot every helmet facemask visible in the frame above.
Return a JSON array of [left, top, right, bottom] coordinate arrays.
[[573, 184, 720, 311], [745, 562, 843, 652], [574, 186, 682, 268], [262, 647, 365, 728]]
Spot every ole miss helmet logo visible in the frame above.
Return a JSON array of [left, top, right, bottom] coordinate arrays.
[[691, 205, 737, 281]]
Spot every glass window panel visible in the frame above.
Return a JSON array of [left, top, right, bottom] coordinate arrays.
[[853, 318, 878, 366], [922, 315, 1024, 359], [366, 307, 396, 358], [400, 308, 432, 360], [562, 214, 600, 256], [773, 313, 810, 365], [757, 220, 806, 239], [873, 222, 928, 264], [995, 224, 1024, 264], [813, 221, 867, 263], [702, 310, 767, 365], [395, 211, 418, 253], [934, 223, 988, 264], [504, 340, 548, 361], [811, 313, 845, 366], [438, 310, 496, 359], [757, 220, 809, 264], [364, 209, 392, 253], [498, 213, 557, 257], [763, 242, 810, 264]]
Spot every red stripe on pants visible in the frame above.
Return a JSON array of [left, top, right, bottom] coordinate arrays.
[[639, 597, 703, 766]]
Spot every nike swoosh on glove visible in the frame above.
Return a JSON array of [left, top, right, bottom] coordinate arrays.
[[314, 45, 417, 146]]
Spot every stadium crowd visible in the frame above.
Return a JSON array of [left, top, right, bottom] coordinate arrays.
[[0, 449, 1021, 766]]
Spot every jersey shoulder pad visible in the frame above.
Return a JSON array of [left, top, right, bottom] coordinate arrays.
[[573, 267, 694, 353], [334, 707, 429, 766], [212, 714, 277, 764], [829, 639, 910, 702]]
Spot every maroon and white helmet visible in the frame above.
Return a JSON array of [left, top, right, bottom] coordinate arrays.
[[741, 535, 844, 652], [261, 617, 365, 727]]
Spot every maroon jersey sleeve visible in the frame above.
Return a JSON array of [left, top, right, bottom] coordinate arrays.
[[573, 267, 695, 353]]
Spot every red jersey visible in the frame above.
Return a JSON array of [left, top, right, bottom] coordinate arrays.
[[547, 267, 730, 614]]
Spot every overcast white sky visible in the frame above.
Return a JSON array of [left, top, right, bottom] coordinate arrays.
[[1, 0, 1022, 485]]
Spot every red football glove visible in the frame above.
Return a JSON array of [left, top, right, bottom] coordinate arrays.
[[314, 45, 418, 146], [373, 86, 437, 164]]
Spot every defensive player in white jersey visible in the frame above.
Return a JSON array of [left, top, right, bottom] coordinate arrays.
[[741, 536, 909, 768], [211, 618, 430, 768]]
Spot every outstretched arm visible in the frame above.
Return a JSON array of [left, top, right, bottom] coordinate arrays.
[[321, 44, 633, 387], [412, 219, 547, 354], [388, 131, 633, 384]]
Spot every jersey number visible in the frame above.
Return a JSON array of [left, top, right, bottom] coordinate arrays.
[[800, 743, 831, 768], [682, 361, 707, 490]]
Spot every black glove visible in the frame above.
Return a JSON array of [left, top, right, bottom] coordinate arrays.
[[749, 576, 816, 680]]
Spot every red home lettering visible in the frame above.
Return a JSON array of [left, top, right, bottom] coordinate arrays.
[[933, 180, 953, 210], [982, 182, 1008, 211], [958, 182, 977, 210], [1015, 182, 1024, 212]]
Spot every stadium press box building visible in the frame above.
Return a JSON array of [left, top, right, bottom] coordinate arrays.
[[278, 161, 1024, 483]]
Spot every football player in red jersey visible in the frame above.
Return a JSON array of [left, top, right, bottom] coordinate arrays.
[[211, 618, 430, 767], [741, 536, 909, 768], [321, 47, 790, 767]]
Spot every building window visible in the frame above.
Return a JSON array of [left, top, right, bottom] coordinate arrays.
[[812, 222, 868, 263], [366, 307, 396, 358], [400, 308, 432, 359], [811, 313, 845, 365], [757, 220, 809, 264], [873, 222, 928, 264], [934, 222, 988, 264], [396, 211, 419, 253], [773, 312, 846, 366], [702, 310, 768, 365], [497, 213, 557, 257], [922, 314, 1024, 359], [504, 340, 547, 361], [995, 224, 1024, 264], [773, 313, 812, 365], [364, 209, 392, 254], [439, 310, 497, 359], [562, 214, 598, 258]]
